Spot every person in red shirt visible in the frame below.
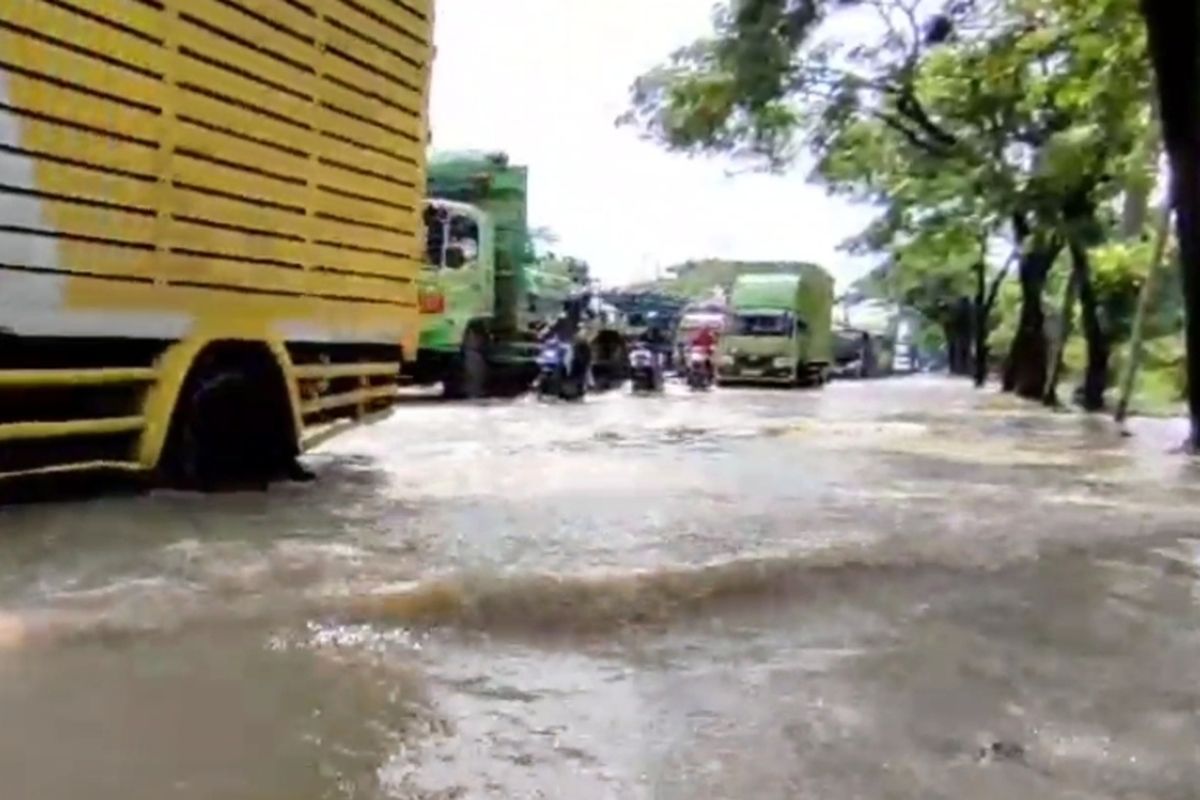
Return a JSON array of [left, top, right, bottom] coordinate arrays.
[[690, 326, 717, 351], [687, 326, 718, 382]]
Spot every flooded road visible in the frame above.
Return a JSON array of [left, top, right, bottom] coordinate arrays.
[[2, 377, 1199, 799]]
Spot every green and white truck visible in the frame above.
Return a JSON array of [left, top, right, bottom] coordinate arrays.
[[716, 268, 834, 386], [412, 152, 629, 397]]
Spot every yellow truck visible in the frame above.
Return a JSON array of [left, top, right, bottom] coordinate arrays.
[[0, 0, 434, 487]]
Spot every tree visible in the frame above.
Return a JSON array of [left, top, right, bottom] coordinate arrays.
[[624, 0, 1151, 406], [1139, 1, 1200, 449]]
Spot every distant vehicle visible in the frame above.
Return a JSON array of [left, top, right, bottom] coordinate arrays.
[[412, 152, 629, 399], [685, 346, 715, 391], [675, 307, 726, 368], [536, 338, 584, 401], [832, 328, 883, 379], [629, 343, 664, 393], [716, 268, 834, 387]]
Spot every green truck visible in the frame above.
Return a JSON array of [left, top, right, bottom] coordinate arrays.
[[716, 268, 835, 386], [412, 151, 629, 397]]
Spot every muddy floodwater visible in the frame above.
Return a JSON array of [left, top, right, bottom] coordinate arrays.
[[1, 377, 1199, 799]]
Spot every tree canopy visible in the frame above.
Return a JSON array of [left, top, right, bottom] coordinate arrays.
[[624, 0, 1175, 411]]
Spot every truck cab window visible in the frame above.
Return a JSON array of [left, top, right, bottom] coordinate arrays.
[[734, 312, 793, 337], [424, 206, 447, 266], [444, 214, 480, 269]]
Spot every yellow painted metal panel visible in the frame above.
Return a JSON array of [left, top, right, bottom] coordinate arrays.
[[170, 152, 309, 211], [0, 2, 165, 77], [1, 117, 160, 178], [311, 189, 418, 232], [293, 362, 400, 380], [311, 246, 421, 281], [1, 0, 430, 360], [301, 384, 398, 416], [160, 254, 414, 306], [342, 0, 434, 50], [325, 0, 429, 86], [162, 222, 313, 270], [226, 0, 320, 42], [0, 461, 145, 481], [174, 120, 313, 186], [174, 91, 320, 155], [22, 198, 158, 246], [48, 246, 416, 310], [175, 11, 319, 100], [166, 189, 310, 242], [174, 55, 312, 131], [320, 46, 423, 121], [0, 80, 162, 144], [313, 218, 416, 256], [48, 0, 166, 42], [0, 31, 165, 112], [180, 0, 316, 69], [317, 144, 420, 194], [318, 77, 422, 144], [6, 158, 159, 214], [0, 417, 145, 444], [0, 369, 157, 388]]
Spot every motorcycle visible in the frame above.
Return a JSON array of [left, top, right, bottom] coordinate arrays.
[[536, 338, 585, 401], [629, 344, 663, 393], [685, 346, 715, 391]]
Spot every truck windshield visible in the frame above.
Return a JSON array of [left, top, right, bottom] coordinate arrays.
[[424, 208, 480, 269], [733, 312, 793, 337]]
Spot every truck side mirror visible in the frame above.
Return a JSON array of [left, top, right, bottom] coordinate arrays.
[[444, 246, 466, 269]]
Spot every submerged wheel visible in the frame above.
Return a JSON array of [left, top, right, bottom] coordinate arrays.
[[444, 329, 489, 400], [164, 352, 295, 491]]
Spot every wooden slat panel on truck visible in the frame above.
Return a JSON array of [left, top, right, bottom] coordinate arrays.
[[0, 0, 431, 335]]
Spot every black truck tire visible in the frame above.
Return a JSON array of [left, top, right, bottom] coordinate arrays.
[[165, 357, 293, 491], [444, 330, 489, 400]]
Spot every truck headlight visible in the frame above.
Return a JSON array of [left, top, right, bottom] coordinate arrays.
[[719, 355, 735, 366], [773, 357, 792, 369]]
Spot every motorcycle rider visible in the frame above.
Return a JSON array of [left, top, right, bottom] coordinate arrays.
[[634, 324, 668, 388], [544, 293, 592, 388], [687, 326, 717, 382]]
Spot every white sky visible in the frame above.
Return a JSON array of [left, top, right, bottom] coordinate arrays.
[[430, 0, 876, 290]]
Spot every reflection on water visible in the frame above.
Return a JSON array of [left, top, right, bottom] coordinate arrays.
[[1, 378, 1198, 799]]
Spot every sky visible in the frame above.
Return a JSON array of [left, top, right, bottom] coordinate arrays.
[[430, 0, 877, 290]]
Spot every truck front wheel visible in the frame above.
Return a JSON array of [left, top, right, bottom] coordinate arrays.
[[163, 349, 296, 491], [443, 330, 489, 400]]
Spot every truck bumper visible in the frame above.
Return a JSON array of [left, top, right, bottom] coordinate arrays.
[[716, 367, 796, 385]]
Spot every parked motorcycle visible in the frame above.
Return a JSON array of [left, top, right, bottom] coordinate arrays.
[[536, 338, 585, 400], [629, 344, 663, 393], [685, 346, 714, 391]]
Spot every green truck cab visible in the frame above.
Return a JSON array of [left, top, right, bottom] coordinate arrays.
[[716, 269, 834, 386], [413, 151, 624, 397]]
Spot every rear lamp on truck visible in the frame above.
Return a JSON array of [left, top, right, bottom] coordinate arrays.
[[419, 289, 446, 314]]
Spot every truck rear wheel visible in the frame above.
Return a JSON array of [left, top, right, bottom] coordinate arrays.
[[443, 330, 489, 400], [163, 349, 296, 491]]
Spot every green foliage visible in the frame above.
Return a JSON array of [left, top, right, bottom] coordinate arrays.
[[626, 0, 1170, 398]]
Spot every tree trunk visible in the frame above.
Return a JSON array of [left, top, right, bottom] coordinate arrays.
[[945, 319, 971, 376], [1071, 239, 1110, 411], [1007, 245, 1060, 400], [1141, 0, 1200, 450], [1116, 207, 1173, 423], [975, 266, 1009, 388], [972, 260, 986, 386], [1044, 268, 1079, 407]]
